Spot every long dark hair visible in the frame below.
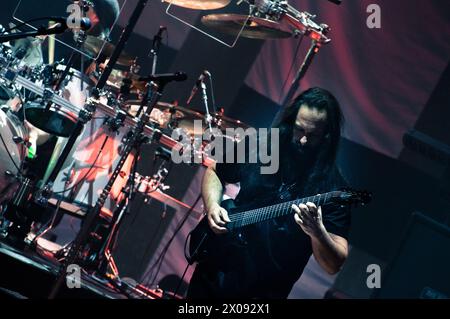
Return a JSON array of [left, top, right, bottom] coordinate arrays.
[[272, 87, 345, 194]]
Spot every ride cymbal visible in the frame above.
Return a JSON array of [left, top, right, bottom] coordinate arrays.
[[164, 0, 230, 10], [83, 35, 135, 66], [201, 14, 292, 39]]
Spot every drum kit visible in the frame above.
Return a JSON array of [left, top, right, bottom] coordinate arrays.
[[0, 0, 332, 297]]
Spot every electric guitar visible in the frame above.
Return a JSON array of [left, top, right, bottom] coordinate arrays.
[[186, 188, 372, 264]]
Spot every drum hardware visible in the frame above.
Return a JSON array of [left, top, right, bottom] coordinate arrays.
[[149, 26, 166, 76], [93, 145, 173, 280], [103, 108, 127, 133], [93, 150, 145, 278], [74, 74, 187, 272], [40, 3, 151, 244], [279, 38, 325, 107], [0, 67, 85, 137], [0, 154, 42, 246], [48, 66, 185, 297], [90, 98, 212, 167], [0, 15, 83, 44], [186, 70, 214, 131], [35, 28, 90, 136], [53, 29, 88, 93], [230, 0, 331, 105], [0, 100, 38, 243], [0, 0, 279, 298]]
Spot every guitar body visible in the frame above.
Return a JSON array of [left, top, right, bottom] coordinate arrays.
[[187, 199, 250, 264]]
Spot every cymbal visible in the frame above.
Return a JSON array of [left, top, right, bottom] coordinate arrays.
[[172, 108, 250, 136], [201, 14, 292, 39], [124, 100, 193, 119], [164, 0, 230, 10], [105, 72, 148, 93], [83, 36, 135, 66], [130, 77, 148, 92], [212, 112, 250, 130], [123, 100, 250, 137]]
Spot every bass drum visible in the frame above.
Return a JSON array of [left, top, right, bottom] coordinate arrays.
[[0, 109, 27, 204], [50, 107, 136, 218]]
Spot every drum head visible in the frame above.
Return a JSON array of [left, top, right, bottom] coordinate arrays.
[[23, 65, 92, 137], [24, 102, 77, 137]]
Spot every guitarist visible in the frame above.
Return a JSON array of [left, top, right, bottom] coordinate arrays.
[[187, 87, 351, 299]]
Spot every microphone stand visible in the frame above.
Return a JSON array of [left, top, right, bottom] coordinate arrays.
[[49, 31, 87, 116], [200, 80, 213, 132], [48, 79, 162, 299], [38, 0, 150, 203], [47, 0, 151, 299], [149, 26, 165, 76], [132, 26, 165, 120], [0, 23, 67, 43], [47, 71, 186, 298]]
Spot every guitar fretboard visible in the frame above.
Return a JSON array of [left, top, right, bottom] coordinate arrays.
[[227, 191, 340, 231]]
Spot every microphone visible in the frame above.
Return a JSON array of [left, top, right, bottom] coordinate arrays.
[[187, 70, 210, 105], [138, 72, 188, 83], [50, 16, 92, 31], [153, 26, 166, 49]]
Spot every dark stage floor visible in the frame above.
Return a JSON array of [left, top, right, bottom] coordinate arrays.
[[0, 240, 164, 299]]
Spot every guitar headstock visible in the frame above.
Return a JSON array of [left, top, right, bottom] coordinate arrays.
[[333, 188, 372, 207]]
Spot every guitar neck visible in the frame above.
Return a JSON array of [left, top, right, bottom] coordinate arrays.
[[227, 191, 339, 231]]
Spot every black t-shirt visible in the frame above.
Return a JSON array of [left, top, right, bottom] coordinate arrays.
[[213, 138, 351, 298]]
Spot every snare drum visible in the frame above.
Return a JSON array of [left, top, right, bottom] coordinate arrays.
[[24, 65, 94, 137]]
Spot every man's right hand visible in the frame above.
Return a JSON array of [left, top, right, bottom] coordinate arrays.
[[207, 202, 231, 234]]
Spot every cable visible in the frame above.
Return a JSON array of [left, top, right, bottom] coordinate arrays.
[[144, 193, 202, 288], [174, 262, 190, 298], [207, 74, 216, 114], [150, 194, 201, 280]]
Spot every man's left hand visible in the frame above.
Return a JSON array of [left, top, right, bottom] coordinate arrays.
[[292, 202, 325, 238]]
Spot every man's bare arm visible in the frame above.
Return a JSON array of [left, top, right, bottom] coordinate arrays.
[[292, 203, 349, 274], [310, 230, 348, 274], [202, 164, 231, 234]]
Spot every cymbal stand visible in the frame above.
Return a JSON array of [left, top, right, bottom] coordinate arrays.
[[200, 79, 213, 132], [96, 149, 171, 281], [94, 145, 142, 279], [48, 68, 189, 297], [282, 39, 322, 106], [37, 0, 151, 205], [52, 29, 88, 94], [149, 26, 166, 76], [245, 0, 331, 105]]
